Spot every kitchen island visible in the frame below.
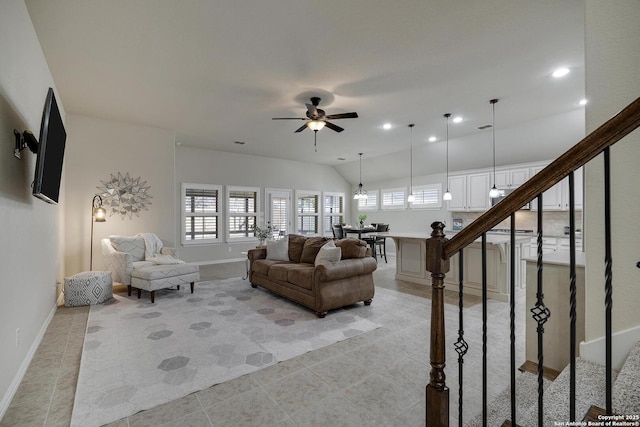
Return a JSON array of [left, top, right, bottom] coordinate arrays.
[[387, 231, 532, 301]]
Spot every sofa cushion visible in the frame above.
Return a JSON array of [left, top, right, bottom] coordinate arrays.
[[110, 235, 145, 261], [300, 236, 331, 264], [315, 240, 342, 266], [287, 234, 307, 263], [335, 238, 367, 259], [252, 259, 289, 276], [285, 264, 314, 290], [266, 238, 288, 261]]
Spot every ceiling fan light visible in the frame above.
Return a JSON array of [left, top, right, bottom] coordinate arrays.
[[307, 120, 325, 131]]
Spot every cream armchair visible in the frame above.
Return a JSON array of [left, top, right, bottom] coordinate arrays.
[[101, 234, 199, 303]]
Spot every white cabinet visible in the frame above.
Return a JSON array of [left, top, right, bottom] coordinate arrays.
[[447, 172, 491, 212], [494, 167, 529, 189], [530, 166, 583, 211], [530, 236, 583, 253]]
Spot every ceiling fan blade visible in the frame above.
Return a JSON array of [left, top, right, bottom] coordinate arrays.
[[325, 112, 359, 120], [272, 117, 306, 120], [324, 121, 344, 133], [294, 123, 308, 133]]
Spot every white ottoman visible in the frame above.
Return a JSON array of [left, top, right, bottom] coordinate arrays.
[[64, 271, 113, 307], [130, 263, 199, 303]]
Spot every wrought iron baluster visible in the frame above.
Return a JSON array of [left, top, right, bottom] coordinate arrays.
[[482, 232, 488, 426], [569, 171, 577, 421], [531, 193, 551, 427], [455, 249, 467, 427], [510, 214, 517, 424], [604, 147, 613, 414]]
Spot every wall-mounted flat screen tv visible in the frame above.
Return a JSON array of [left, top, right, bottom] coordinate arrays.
[[33, 87, 66, 204]]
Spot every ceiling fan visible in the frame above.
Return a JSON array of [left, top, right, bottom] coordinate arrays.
[[272, 97, 358, 133]]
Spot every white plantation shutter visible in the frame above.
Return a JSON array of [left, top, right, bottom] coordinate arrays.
[[410, 184, 443, 209], [381, 188, 407, 210]]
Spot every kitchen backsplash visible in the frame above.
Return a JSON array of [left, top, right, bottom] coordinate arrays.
[[453, 210, 583, 236]]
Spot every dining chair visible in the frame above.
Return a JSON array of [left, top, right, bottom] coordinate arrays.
[[373, 224, 389, 262], [332, 224, 344, 239]]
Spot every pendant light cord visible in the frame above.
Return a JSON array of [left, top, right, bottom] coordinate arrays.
[[409, 124, 414, 194], [491, 99, 498, 184]]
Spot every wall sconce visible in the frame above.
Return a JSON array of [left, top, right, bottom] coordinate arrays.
[[90, 195, 107, 270]]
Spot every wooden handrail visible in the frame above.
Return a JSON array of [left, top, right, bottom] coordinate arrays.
[[443, 97, 640, 259]]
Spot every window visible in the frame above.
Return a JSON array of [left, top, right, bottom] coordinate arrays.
[[266, 188, 291, 238], [181, 183, 222, 245], [410, 184, 443, 209], [381, 187, 407, 210], [227, 186, 260, 241], [296, 190, 320, 235], [323, 192, 344, 234], [357, 190, 379, 211]]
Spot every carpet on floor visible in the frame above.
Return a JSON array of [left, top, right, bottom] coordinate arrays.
[[71, 277, 381, 426]]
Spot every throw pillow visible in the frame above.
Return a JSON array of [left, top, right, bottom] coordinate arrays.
[[335, 238, 367, 259], [315, 240, 342, 265], [300, 236, 331, 264], [266, 238, 289, 261]]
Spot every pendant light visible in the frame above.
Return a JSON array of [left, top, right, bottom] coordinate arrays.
[[353, 153, 368, 200], [407, 124, 416, 203], [443, 113, 453, 201], [489, 99, 501, 198]]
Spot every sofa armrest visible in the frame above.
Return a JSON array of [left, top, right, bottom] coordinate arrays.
[[247, 247, 267, 262], [314, 257, 377, 282]]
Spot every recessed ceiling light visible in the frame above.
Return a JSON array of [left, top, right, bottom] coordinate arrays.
[[477, 124, 492, 130], [579, 99, 588, 106], [452, 116, 463, 124], [552, 67, 570, 78], [175, 142, 182, 146], [428, 136, 437, 142], [382, 123, 393, 130], [337, 157, 346, 161], [234, 141, 246, 145]]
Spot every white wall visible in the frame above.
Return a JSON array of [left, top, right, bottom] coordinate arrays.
[[175, 146, 352, 263], [64, 115, 176, 274], [0, 1, 63, 416], [584, 1, 640, 348]]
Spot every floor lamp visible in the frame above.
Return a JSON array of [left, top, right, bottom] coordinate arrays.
[[90, 195, 106, 270]]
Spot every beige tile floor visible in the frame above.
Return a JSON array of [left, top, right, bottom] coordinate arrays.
[[1, 255, 523, 427]]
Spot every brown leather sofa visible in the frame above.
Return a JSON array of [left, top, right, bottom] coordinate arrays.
[[247, 235, 377, 317]]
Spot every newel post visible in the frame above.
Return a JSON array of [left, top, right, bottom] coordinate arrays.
[[425, 221, 450, 426]]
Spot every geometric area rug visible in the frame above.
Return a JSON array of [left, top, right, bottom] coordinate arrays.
[[70, 277, 381, 426]]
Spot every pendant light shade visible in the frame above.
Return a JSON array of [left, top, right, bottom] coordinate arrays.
[[489, 99, 501, 198], [443, 113, 452, 201], [407, 124, 416, 203], [353, 153, 368, 200]]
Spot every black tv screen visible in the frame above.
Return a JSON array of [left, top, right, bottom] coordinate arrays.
[[33, 88, 66, 204]]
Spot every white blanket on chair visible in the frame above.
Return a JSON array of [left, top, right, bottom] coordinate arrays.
[[137, 233, 164, 260], [137, 233, 185, 264], [146, 254, 185, 265]]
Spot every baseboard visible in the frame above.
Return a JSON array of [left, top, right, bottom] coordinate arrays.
[[0, 304, 57, 420], [191, 257, 246, 266], [580, 324, 640, 370]]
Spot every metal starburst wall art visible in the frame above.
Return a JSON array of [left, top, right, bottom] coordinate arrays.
[[97, 172, 152, 219]]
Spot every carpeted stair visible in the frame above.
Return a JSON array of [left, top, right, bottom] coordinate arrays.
[[466, 341, 640, 426]]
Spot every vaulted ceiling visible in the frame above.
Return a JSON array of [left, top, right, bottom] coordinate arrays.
[[25, 0, 586, 184]]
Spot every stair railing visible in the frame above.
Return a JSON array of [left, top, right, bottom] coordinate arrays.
[[425, 97, 640, 426]]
